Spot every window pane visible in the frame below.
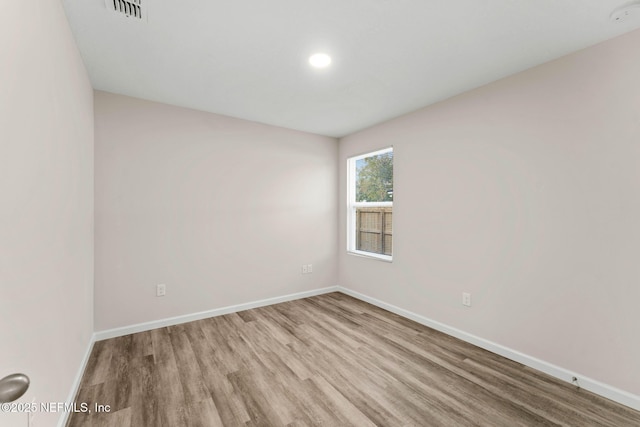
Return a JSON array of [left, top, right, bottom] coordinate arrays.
[[348, 147, 393, 260], [356, 207, 392, 256], [356, 152, 393, 202]]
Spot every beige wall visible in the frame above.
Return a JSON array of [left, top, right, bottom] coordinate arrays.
[[0, 1, 94, 426], [339, 29, 640, 396], [94, 92, 338, 331]]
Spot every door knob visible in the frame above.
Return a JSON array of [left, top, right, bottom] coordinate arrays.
[[0, 373, 30, 403]]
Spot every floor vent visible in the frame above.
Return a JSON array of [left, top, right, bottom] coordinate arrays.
[[105, 0, 147, 21]]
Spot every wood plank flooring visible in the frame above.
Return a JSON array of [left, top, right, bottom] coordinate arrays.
[[67, 292, 640, 426]]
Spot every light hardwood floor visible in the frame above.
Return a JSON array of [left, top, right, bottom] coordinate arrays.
[[67, 292, 640, 426]]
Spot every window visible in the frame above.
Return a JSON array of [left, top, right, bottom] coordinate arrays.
[[347, 147, 393, 261]]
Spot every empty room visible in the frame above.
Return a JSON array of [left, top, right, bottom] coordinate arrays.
[[2, 0, 640, 426]]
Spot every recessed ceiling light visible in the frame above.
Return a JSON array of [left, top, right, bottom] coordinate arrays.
[[309, 53, 332, 68]]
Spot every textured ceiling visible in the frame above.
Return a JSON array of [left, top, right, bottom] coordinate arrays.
[[62, 0, 640, 137]]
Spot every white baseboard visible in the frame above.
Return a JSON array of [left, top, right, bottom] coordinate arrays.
[[57, 334, 96, 427], [337, 286, 640, 412], [94, 286, 340, 341]]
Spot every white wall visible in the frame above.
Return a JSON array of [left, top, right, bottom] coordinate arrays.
[[339, 28, 640, 397], [94, 92, 338, 331], [0, 1, 94, 426]]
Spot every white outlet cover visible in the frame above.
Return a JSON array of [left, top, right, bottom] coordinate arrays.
[[462, 292, 472, 307]]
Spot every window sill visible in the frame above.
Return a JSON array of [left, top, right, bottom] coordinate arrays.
[[347, 250, 393, 263]]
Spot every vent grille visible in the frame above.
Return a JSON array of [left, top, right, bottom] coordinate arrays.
[[105, 0, 146, 21]]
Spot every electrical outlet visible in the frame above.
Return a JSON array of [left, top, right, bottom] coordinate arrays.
[[156, 284, 166, 297], [307, 264, 313, 273], [462, 292, 471, 307], [302, 265, 308, 274]]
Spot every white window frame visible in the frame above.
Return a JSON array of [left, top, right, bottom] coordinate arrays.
[[347, 147, 393, 262]]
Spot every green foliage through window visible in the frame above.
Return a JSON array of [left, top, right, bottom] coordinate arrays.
[[356, 152, 393, 202]]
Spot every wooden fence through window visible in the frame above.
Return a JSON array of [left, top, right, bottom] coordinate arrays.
[[356, 207, 392, 256]]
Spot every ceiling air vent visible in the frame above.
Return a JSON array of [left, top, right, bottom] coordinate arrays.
[[105, 0, 147, 21]]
